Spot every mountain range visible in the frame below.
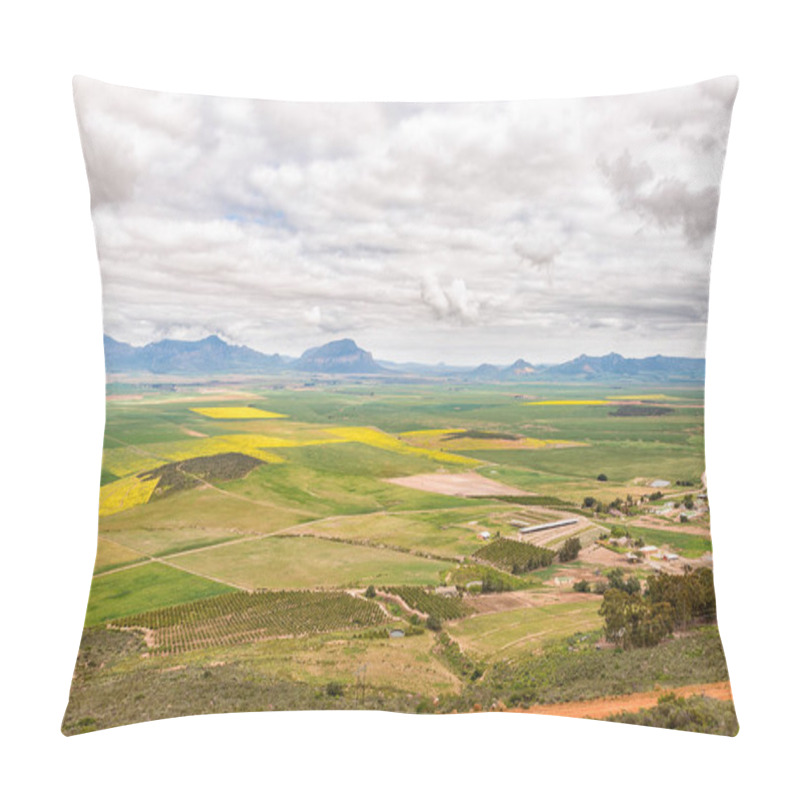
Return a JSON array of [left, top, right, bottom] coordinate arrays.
[[103, 334, 704, 382]]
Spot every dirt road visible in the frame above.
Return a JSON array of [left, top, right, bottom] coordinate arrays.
[[504, 681, 732, 719]]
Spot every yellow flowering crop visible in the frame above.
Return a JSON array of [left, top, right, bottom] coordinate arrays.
[[191, 406, 287, 419], [99, 474, 159, 517]]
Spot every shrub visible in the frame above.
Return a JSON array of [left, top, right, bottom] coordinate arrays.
[[426, 615, 443, 632], [365, 585, 376, 598], [597, 474, 608, 482], [573, 580, 591, 593], [583, 497, 597, 508], [326, 681, 344, 697]]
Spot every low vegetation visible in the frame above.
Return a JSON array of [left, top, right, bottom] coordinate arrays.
[[447, 564, 530, 592], [610, 405, 674, 417], [605, 693, 738, 736], [139, 452, 264, 500]]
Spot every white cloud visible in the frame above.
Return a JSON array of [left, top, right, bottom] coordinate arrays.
[[74, 76, 737, 363]]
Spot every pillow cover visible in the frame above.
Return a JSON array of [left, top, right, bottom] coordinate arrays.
[[64, 76, 738, 736]]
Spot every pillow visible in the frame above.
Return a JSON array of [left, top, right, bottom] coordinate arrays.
[[64, 76, 738, 736]]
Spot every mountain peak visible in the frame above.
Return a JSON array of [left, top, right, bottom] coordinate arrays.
[[296, 339, 387, 374]]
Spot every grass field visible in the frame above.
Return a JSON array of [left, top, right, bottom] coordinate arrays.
[[447, 599, 603, 656], [166, 534, 452, 590], [84, 562, 236, 626]]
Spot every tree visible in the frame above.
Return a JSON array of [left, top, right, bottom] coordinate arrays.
[[597, 473, 608, 482], [600, 589, 674, 649], [646, 568, 716, 629], [558, 536, 581, 562], [573, 579, 591, 593], [365, 585, 376, 598], [583, 496, 597, 508]]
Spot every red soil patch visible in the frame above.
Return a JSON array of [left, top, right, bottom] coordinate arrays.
[[505, 681, 732, 719]]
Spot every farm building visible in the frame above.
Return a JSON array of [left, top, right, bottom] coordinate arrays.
[[663, 553, 680, 561], [478, 530, 492, 540], [519, 518, 580, 535], [435, 586, 459, 598], [639, 545, 659, 554]]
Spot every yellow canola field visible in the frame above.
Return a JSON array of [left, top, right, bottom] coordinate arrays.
[[326, 426, 480, 466], [524, 400, 609, 406], [447, 437, 586, 451], [191, 406, 287, 419], [99, 474, 159, 517]]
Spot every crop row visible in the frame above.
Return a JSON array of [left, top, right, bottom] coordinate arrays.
[[382, 586, 469, 619], [111, 590, 385, 654]]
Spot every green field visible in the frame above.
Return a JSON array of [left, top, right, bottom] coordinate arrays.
[[447, 599, 603, 656], [166, 534, 452, 590], [84, 562, 236, 626], [67, 379, 730, 734]]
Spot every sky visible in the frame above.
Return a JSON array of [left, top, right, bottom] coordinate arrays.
[[74, 76, 738, 365]]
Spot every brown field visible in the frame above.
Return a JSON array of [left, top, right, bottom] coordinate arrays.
[[385, 472, 534, 497], [465, 589, 598, 615]]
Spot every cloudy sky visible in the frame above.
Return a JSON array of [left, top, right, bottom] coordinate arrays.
[[74, 76, 737, 365]]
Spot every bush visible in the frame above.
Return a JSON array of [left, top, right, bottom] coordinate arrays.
[[365, 585, 376, 598], [583, 497, 597, 508], [326, 681, 344, 697], [573, 580, 591, 593], [426, 615, 443, 631], [597, 474, 608, 482]]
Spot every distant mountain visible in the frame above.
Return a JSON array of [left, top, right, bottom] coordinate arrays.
[[293, 338, 387, 374], [468, 358, 536, 381], [537, 352, 705, 381], [103, 335, 283, 374], [503, 358, 536, 378], [103, 334, 704, 382]]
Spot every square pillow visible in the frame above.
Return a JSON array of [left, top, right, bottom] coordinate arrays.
[[64, 75, 738, 736]]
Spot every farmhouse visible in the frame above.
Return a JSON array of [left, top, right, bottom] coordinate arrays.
[[435, 586, 459, 598]]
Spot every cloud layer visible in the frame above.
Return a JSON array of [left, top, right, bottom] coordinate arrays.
[[74, 76, 737, 364]]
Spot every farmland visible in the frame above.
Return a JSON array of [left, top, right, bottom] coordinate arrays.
[[65, 378, 731, 735]]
